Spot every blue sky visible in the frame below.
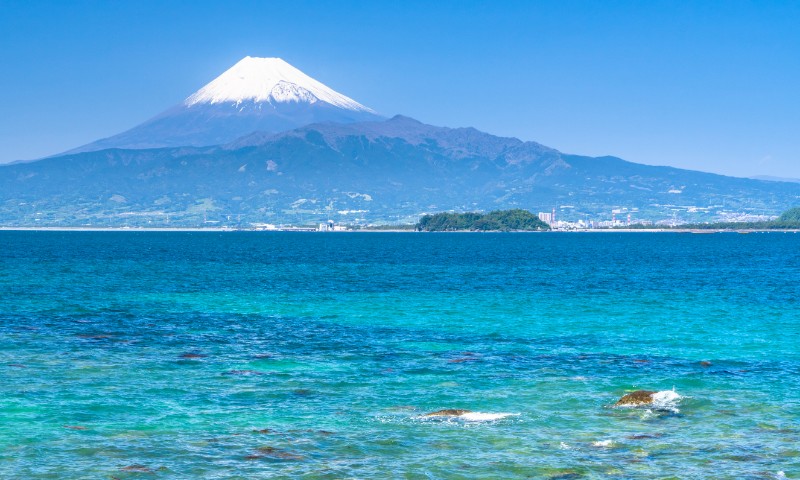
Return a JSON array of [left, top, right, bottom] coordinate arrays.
[[1, 0, 798, 178]]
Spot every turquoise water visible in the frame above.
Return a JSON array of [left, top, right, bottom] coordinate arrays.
[[1, 231, 798, 479]]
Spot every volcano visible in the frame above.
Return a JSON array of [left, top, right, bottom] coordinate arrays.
[[67, 56, 382, 153]]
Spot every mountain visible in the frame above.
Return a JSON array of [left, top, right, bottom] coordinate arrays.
[[2, 116, 798, 227], [750, 175, 800, 184], [66, 57, 382, 153]]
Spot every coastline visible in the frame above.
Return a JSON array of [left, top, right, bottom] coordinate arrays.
[[1, 226, 798, 233]]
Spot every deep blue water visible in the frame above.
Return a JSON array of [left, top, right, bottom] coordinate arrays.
[[1, 231, 799, 479]]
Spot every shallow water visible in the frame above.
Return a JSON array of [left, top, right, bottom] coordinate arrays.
[[1, 231, 798, 478]]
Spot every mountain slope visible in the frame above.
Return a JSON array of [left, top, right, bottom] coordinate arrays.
[[2, 116, 798, 226], [67, 57, 382, 153]]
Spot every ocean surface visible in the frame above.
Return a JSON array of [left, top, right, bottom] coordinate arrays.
[[1, 231, 798, 479]]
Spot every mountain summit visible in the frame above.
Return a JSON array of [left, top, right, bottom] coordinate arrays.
[[68, 56, 382, 153], [185, 56, 375, 112]]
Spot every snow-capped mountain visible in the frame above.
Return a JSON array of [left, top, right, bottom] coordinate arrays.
[[185, 56, 374, 111], [68, 56, 382, 153]]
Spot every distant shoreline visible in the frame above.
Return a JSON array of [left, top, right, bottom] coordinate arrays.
[[1, 226, 798, 233]]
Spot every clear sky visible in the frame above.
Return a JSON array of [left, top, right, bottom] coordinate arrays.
[[1, 0, 798, 178]]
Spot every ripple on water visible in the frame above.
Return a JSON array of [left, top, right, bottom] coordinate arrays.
[[1, 232, 800, 478]]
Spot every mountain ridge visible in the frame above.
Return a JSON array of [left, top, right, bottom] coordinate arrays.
[[2, 116, 797, 227], [226, 115, 554, 160]]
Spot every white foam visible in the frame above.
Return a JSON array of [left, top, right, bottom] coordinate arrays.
[[417, 411, 519, 422], [458, 412, 519, 422], [592, 439, 614, 447], [652, 390, 681, 404], [651, 389, 682, 413]]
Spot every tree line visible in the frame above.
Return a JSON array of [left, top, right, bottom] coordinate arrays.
[[416, 209, 550, 231]]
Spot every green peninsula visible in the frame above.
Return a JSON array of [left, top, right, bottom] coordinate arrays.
[[416, 209, 550, 232]]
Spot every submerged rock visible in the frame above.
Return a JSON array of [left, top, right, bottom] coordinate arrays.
[[121, 464, 152, 472], [179, 353, 206, 359], [423, 409, 472, 417], [614, 390, 657, 406], [447, 357, 479, 364], [626, 433, 664, 440], [547, 470, 584, 479], [254, 446, 304, 460], [63, 425, 88, 431], [223, 370, 265, 376], [387, 405, 416, 411]]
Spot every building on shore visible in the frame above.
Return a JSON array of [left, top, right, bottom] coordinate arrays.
[[318, 220, 348, 232]]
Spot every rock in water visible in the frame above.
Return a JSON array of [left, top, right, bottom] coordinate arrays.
[[254, 446, 304, 460], [121, 465, 152, 473], [423, 409, 472, 417], [614, 390, 657, 406], [179, 353, 206, 359], [63, 425, 88, 430]]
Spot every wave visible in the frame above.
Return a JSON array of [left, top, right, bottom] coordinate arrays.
[[592, 439, 614, 447], [458, 412, 519, 422], [651, 390, 681, 410], [417, 411, 520, 422]]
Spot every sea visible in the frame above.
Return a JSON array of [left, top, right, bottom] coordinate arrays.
[[1, 231, 798, 479]]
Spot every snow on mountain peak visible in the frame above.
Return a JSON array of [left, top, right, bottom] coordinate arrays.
[[184, 56, 374, 112]]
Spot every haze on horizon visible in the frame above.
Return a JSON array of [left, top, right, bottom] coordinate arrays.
[[1, 0, 798, 179]]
